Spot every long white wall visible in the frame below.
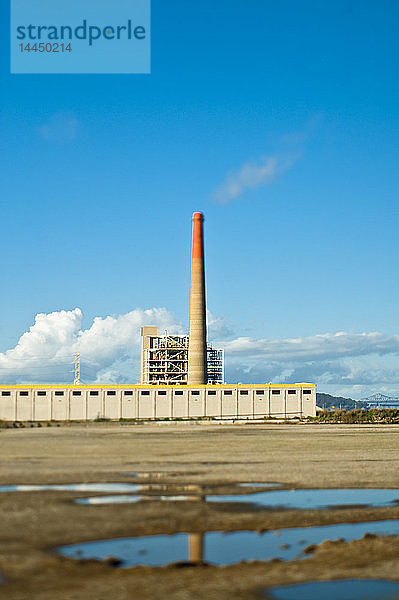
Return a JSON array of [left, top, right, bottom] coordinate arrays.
[[0, 385, 316, 421]]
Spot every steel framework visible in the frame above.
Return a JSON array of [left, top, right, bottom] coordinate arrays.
[[141, 332, 224, 385], [74, 353, 81, 385]]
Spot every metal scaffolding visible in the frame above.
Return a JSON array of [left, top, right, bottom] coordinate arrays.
[[141, 329, 224, 385], [144, 334, 189, 385], [207, 348, 224, 385]]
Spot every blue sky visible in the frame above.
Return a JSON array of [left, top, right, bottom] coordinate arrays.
[[1, 1, 399, 398]]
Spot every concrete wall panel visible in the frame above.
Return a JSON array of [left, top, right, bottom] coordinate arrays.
[[16, 393, 32, 421], [237, 391, 253, 418], [87, 394, 102, 420], [188, 392, 205, 417], [222, 392, 237, 418], [155, 393, 172, 418], [104, 393, 120, 420], [69, 394, 86, 420], [286, 392, 300, 417], [52, 394, 67, 421], [34, 394, 51, 421], [302, 391, 316, 416], [254, 391, 268, 416], [121, 394, 137, 419], [205, 392, 221, 417], [138, 393, 154, 419], [172, 393, 188, 418], [0, 394, 16, 420], [270, 393, 285, 417]]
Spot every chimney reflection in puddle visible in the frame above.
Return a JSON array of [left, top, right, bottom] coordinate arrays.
[[188, 532, 204, 564], [136, 484, 205, 503]]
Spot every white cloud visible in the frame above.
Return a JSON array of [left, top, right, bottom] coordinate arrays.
[[0, 307, 230, 384], [213, 153, 299, 203], [206, 309, 233, 341], [1, 308, 399, 399], [0, 307, 182, 384], [219, 331, 399, 398], [220, 331, 399, 362], [36, 112, 79, 141]]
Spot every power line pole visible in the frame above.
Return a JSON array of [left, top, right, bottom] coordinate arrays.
[[74, 353, 81, 385]]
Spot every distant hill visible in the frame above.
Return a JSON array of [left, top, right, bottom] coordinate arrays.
[[316, 393, 368, 411]]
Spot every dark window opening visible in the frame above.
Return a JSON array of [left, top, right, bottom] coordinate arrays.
[[124, 391, 133, 396], [191, 391, 200, 396], [107, 391, 116, 396], [272, 390, 280, 395], [240, 390, 248, 395], [158, 391, 167, 395], [37, 391, 46, 396], [224, 390, 233, 395], [19, 391, 29, 396], [288, 390, 296, 394], [2, 391, 11, 396], [174, 390, 183, 396], [55, 391, 64, 396], [72, 391, 81, 396], [141, 391, 150, 396], [207, 390, 216, 395], [256, 390, 264, 395], [303, 390, 312, 395], [90, 391, 99, 396]]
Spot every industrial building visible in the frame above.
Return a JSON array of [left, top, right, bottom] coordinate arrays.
[[0, 383, 316, 421], [0, 211, 316, 421], [140, 327, 224, 385]]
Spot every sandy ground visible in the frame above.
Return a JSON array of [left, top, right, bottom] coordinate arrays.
[[1, 422, 399, 599]]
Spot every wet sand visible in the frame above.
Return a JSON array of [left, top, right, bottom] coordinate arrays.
[[1, 423, 399, 599]]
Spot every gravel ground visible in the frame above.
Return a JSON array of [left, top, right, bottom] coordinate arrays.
[[1, 423, 399, 599]]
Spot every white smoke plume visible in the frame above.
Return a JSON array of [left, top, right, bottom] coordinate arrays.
[[213, 153, 299, 203], [36, 111, 79, 142]]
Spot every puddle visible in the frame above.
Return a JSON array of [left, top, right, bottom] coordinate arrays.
[[74, 488, 399, 509], [57, 519, 399, 567], [267, 579, 399, 600], [77, 494, 195, 505], [0, 484, 141, 493], [208, 489, 399, 510], [125, 472, 281, 486], [125, 472, 282, 489], [237, 483, 282, 488], [125, 472, 193, 480], [76, 483, 206, 504], [3, 483, 399, 513], [76, 483, 283, 506]]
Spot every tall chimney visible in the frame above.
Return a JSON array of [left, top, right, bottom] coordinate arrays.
[[188, 212, 207, 385]]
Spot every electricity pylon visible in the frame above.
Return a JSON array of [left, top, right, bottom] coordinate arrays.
[[74, 353, 81, 385]]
